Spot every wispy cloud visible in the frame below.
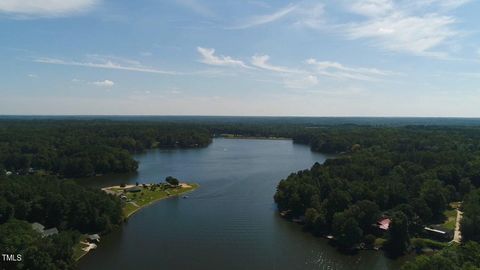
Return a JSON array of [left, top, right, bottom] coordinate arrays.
[[251, 55, 301, 73], [198, 47, 394, 88], [34, 55, 179, 75], [229, 4, 297, 29], [339, 0, 471, 57], [197, 47, 251, 68], [175, 0, 215, 18], [306, 59, 394, 81], [92, 79, 114, 87], [0, 0, 98, 17]]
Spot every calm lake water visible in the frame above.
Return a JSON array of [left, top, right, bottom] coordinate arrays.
[[77, 138, 406, 270]]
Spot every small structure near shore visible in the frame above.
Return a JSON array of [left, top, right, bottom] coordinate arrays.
[[126, 186, 142, 193], [424, 226, 453, 241], [87, 234, 101, 243]]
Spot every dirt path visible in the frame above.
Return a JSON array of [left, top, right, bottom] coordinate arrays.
[[453, 209, 463, 243]]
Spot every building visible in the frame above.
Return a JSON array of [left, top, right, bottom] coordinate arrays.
[[31, 222, 58, 238], [31, 222, 45, 233], [43, 228, 59, 237], [126, 186, 142, 193], [377, 218, 391, 231], [87, 234, 101, 242], [424, 226, 453, 241]]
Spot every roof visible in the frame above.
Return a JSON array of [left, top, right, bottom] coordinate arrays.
[[424, 227, 447, 234], [378, 218, 391, 230], [31, 222, 45, 233], [127, 186, 142, 192], [43, 228, 58, 237], [87, 234, 100, 240]]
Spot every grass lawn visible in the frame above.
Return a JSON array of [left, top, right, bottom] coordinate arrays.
[[72, 235, 90, 261], [122, 183, 199, 218], [440, 202, 461, 231], [441, 209, 457, 231]]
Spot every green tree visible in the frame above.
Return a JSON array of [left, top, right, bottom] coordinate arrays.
[[165, 176, 179, 186], [384, 211, 410, 257], [332, 211, 363, 249]]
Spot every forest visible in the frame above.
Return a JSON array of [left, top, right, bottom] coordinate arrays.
[[0, 175, 123, 269], [0, 121, 212, 178], [2, 119, 480, 268], [0, 120, 211, 269], [274, 125, 480, 267]]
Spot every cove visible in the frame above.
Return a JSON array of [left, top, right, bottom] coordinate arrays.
[[77, 138, 406, 270]]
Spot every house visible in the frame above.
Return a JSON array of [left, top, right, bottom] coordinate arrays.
[[87, 234, 101, 242], [126, 186, 142, 193], [31, 222, 45, 233], [377, 218, 391, 231], [31, 223, 58, 238], [43, 228, 58, 237]]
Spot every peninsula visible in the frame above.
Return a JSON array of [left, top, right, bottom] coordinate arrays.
[[102, 182, 199, 218]]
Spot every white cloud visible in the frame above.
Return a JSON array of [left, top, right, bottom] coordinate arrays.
[[35, 55, 179, 75], [92, 79, 114, 87], [0, 0, 97, 17], [348, 0, 393, 17], [340, 0, 470, 57], [345, 12, 456, 57], [197, 47, 250, 68], [412, 0, 472, 10], [229, 4, 297, 29], [293, 2, 325, 29], [27, 74, 38, 78], [197, 48, 394, 88], [251, 55, 301, 73], [306, 59, 393, 81]]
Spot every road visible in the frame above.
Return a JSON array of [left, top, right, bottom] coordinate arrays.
[[453, 208, 463, 243]]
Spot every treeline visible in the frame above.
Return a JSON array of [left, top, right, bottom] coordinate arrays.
[[0, 220, 79, 270], [274, 126, 480, 257], [0, 175, 124, 269], [0, 121, 212, 178]]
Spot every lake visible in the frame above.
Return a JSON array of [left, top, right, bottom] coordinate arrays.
[[77, 138, 405, 270]]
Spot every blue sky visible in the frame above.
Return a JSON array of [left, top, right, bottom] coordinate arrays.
[[1, 0, 480, 116]]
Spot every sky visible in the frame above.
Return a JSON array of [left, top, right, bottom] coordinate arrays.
[[1, 0, 480, 117]]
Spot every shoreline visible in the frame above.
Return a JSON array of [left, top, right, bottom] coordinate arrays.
[[122, 183, 199, 219], [217, 134, 290, 140], [74, 182, 199, 262]]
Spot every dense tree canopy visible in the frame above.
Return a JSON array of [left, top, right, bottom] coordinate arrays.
[[0, 175, 124, 269], [0, 219, 79, 270], [3, 119, 480, 267], [275, 126, 480, 251], [0, 121, 211, 178], [0, 175, 123, 233], [402, 241, 480, 270]]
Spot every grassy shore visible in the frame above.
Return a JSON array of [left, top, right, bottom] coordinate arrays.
[[73, 183, 199, 262], [121, 183, 199, 218]]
